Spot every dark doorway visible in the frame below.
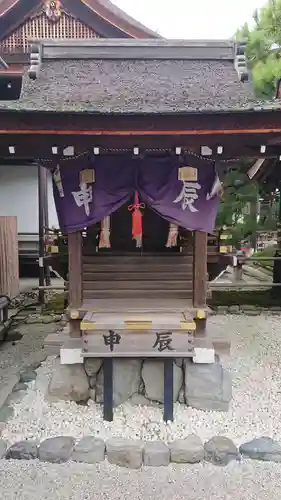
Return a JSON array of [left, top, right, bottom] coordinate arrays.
[[109, 195, 179, 253]]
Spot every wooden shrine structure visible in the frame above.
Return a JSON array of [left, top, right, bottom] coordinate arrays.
[[0, 0, 159, 61], [1, 37, 281, 419], [0, 0, 231, 280]]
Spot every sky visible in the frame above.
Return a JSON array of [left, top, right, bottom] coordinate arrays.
[[112, 0, 268, 39]]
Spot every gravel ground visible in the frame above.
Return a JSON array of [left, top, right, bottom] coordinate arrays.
[[0, 322, 58, 408], [0, 459, 281, 500], [2, 314, 281, 445]]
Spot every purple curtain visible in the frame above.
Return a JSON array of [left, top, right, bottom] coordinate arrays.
[[138, 156, 219, 233], [52, 156, 135, 233], [51, 155, 220, 234]]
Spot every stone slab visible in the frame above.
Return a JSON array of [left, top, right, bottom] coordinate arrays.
[[48, 359, 89, 402], [142, 360, 182, 403], [239, 437, 281, 462], [6, 440, 38, 460], [39, 436, 75, 463], [143, 441, 170, 467], [0, 440, 9, 458], [106, 438, 144, 469], [71, 436, 105, 464], [169, 436, 204, 464], [96, 360, 141, 406], [185, 358, 232, 412], [0, 374, 19, 409], [20, 370, 37, 383], [204, 436, 240, 466], [0, 406, 14, 423]]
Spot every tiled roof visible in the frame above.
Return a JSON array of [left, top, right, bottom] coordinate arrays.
[[0, 59, 256, 113], [0, 39, 274, 114]]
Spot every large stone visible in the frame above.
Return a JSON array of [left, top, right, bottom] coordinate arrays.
[[6, 391, 26, 405], [128, 394, 161, 407], [71, 436, 105, 464], [88, 389, 96, 401], [239, 437, 281, 462], [143, 441, 170, 467], [178, 387, 185, 404], [48, 359, 89, 402], [142, 360, 182, 403], [89, 375, 97, 389], [12, 383, 28, 392], [84, 359, 102, 377], [0, 406, 14, 423], [25, 316, 41, 324], [39, 436, 75, 463], [106, 438, 144, 469], [20, 370, 37, 383], [96, 360, 142, 406], [0, 440, 9, 458], [6, 440, 38, 460], [42, 315, 55, 324], [228, 305, 240, 314], [185, 358, 232, 411], [169, 435, 204, 464], [204, 436, 240, 466]]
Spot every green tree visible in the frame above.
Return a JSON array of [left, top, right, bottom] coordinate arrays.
[[216, 163, 260, 247], [235, 0, 281, 97]]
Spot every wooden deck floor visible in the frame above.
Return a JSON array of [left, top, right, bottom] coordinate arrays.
[[80, 298, 194, 313]]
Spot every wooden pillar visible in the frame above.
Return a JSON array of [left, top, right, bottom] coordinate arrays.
[[0, 216, 19, 298], [42, 168, 51, 287], [38, 165, 45, 305], [193, 231, 207, 308], [68, 231, 82, 338]]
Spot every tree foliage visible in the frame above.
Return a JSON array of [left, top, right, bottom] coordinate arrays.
[[216, 162, 279, 247], [235, 0, 281, 97]]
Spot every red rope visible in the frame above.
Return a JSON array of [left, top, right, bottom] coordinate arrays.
[[128, 192, 145, 241]]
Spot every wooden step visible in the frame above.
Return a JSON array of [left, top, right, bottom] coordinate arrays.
[[83, 289, 193, 299], [83, 252, 182, 257], [83, 262, 193, 272], [82, 255, 191, 265], [83, 271, 193, 281], [83, 280, 192, 291]]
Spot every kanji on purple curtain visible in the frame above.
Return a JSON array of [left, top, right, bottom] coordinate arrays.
[[52, 155, 134, 233], [138, 156, 220, 233], [50, 154, 220, 234]]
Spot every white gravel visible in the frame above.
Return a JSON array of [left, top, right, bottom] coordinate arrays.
[[0, 459, 281, 500], [2, 314, 281, 446]]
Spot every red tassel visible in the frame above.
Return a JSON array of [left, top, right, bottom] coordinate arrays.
[[128, 192, 145, 245]]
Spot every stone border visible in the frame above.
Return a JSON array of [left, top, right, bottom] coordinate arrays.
[[25, 313, 65, 325], [1, 435, 281, 467], [0, 363, 44, 425], [1, 362, 280, 467], [210, 305, 281, 316]]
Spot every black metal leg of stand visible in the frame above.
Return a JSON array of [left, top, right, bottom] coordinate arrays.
[[103, 358, 113, 422], [164, 358, 174, 422]]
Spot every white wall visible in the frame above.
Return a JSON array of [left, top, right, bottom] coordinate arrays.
[[0, 165, 58, 233]]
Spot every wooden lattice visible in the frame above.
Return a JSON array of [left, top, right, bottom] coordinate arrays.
[[0, 10, 99, 53]]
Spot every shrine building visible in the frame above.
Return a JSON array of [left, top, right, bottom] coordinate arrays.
[[1, 1, 281, 421]]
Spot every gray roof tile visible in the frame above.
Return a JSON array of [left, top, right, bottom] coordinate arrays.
[[0, 58, 259, 113]]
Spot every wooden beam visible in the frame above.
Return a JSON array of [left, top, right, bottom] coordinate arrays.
[[247, 159, 266, 180], [193, 231, 207, 309], [0, 216, 19, 298], [2, 108, 281, 136], [1, 135, 281, 160], [2, 128, 281, 136], [68, 231, 82, 338]]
